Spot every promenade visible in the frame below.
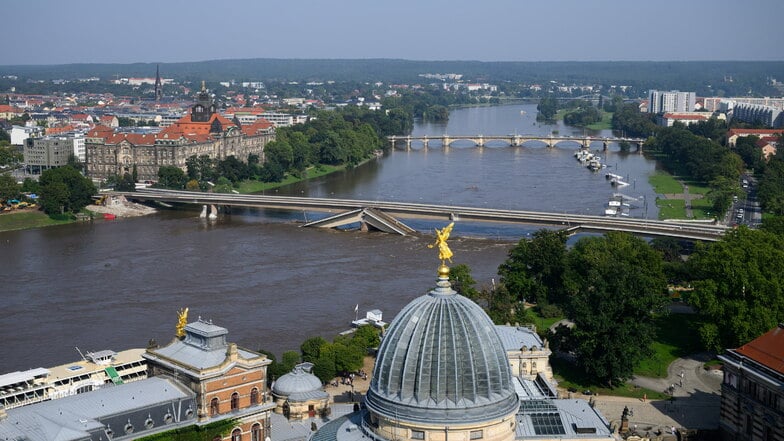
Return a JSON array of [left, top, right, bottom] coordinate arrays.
[[567, 353, 722, 433]]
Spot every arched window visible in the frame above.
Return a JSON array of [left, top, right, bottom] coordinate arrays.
[[231, 392, 240, 411], [250, 388, 259, 405], [210, 397, 220, 416], [251, 423, 262, 441], [232, 428, 242, 441]]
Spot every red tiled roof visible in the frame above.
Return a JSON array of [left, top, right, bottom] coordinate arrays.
[[106, 133, 157, 146], [86, 125, 115, 138], [155, 112, 239, 142], [45, 124, 76, 135], [0, 104, 21, 113], [241, 118, 273, 136], [728, 129, 784, 137], [735, 324, 784, 375], [225, 106, 265, 115], [663, 113, 708, 120]]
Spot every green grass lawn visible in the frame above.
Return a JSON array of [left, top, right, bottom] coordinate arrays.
[[236, 164, 344, 194], [585, 111, 613, 131], [690, 197, 715, 220], [683, 181, 711, 196], [649, 171, 683, 194], [551, 358, 668, 400], [656, 198, 686, 220], [550, 313, 701, 399], [635, 313, 703, 378], [554, 109, 613, 131], [524, 309, 565, 337], [0, 210, 74, 232]]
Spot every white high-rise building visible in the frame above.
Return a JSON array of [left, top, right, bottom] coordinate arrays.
[[649, 90, 696, 113]]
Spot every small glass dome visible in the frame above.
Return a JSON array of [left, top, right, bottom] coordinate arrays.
[[273, 362, 323, 396]]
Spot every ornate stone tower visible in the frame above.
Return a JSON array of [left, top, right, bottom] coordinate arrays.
[[191, 81, 216, 122]]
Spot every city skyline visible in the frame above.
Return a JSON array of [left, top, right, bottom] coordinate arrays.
[[3, 0, 784, 66]]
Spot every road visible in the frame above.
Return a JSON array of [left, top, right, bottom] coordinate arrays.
[[594, 353, 722, 432]]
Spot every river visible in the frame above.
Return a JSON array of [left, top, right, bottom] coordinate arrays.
[[0, 104, 659, 372]]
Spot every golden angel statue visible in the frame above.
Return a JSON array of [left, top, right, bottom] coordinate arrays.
[[428, 222, 455, 264], [176, 307, 189, 338]]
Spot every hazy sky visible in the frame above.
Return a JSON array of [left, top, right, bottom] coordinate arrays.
[[4, 0, 783, 65]]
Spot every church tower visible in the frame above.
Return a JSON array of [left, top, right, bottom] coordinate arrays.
[[154, 64, 162, 101], [191, 81, 216, 122]]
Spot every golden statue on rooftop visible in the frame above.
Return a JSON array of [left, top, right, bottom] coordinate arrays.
[[429, 222, 455, 269], [176, 307, 189, 338]]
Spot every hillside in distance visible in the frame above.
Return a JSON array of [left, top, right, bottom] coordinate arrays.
[[2, 58, 783, 96]]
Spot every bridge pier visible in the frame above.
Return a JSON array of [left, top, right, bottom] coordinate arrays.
[[422, 136, 429, 150], [199, 205, 208, 219], [442, 136, 450, 150], [405, 136, 412, 151], [209, 204, 218, 220], [636, 142, 643, 154], [603, 141, 608, 151]]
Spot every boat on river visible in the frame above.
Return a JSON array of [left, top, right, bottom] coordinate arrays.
[[0, 348, 147, 410], [587, 157, 603, 171]]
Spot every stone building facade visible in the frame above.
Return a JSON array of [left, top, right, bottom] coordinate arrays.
[[86, 84, 274, 182], [144, 318, 275, 441], [719, 323, 784, 441]]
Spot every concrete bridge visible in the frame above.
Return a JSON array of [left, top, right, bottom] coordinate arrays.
[[121, 189, 728, 241], [388, 135, 645, 153]]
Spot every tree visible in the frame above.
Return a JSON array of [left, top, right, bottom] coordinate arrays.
[[562, 232, 668, 387], [761, 215, 784, 237], [734, 135, 764, 170], [449, 263, 479, 300], [38, 165, 96, 215], [536, 96, 558, 121], [39, 181, 69, 215], [0, 174, 20, 202], [497, 229, 568, 305], [280, 351, 301, 373], [301, 336, 328, 363], [114, 173, 136, 192], [157, 166, 186, 189], [687, 227, 784, 351], [21, 178, 39, 194], [313, 343, 338, 383], [265, 140, 294, 172], [758, 159, 784, 215], [0, 144, 22, 166]]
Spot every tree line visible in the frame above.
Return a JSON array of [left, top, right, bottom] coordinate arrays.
[[150, 106, 409, 191], [453, 225, 784, 388], [612, 104, 784, 217], [260, 324, 380, 385]]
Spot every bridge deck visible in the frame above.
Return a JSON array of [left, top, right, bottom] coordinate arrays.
[[121, 189, 728, 241]]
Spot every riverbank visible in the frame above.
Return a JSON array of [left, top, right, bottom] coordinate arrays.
[[0, 210, 75, 232], [236, 163, 345, 194], [236, 154, 382, 194]]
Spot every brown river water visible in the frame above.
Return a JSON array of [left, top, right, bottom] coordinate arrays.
[[0, 104, 660, 372]]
